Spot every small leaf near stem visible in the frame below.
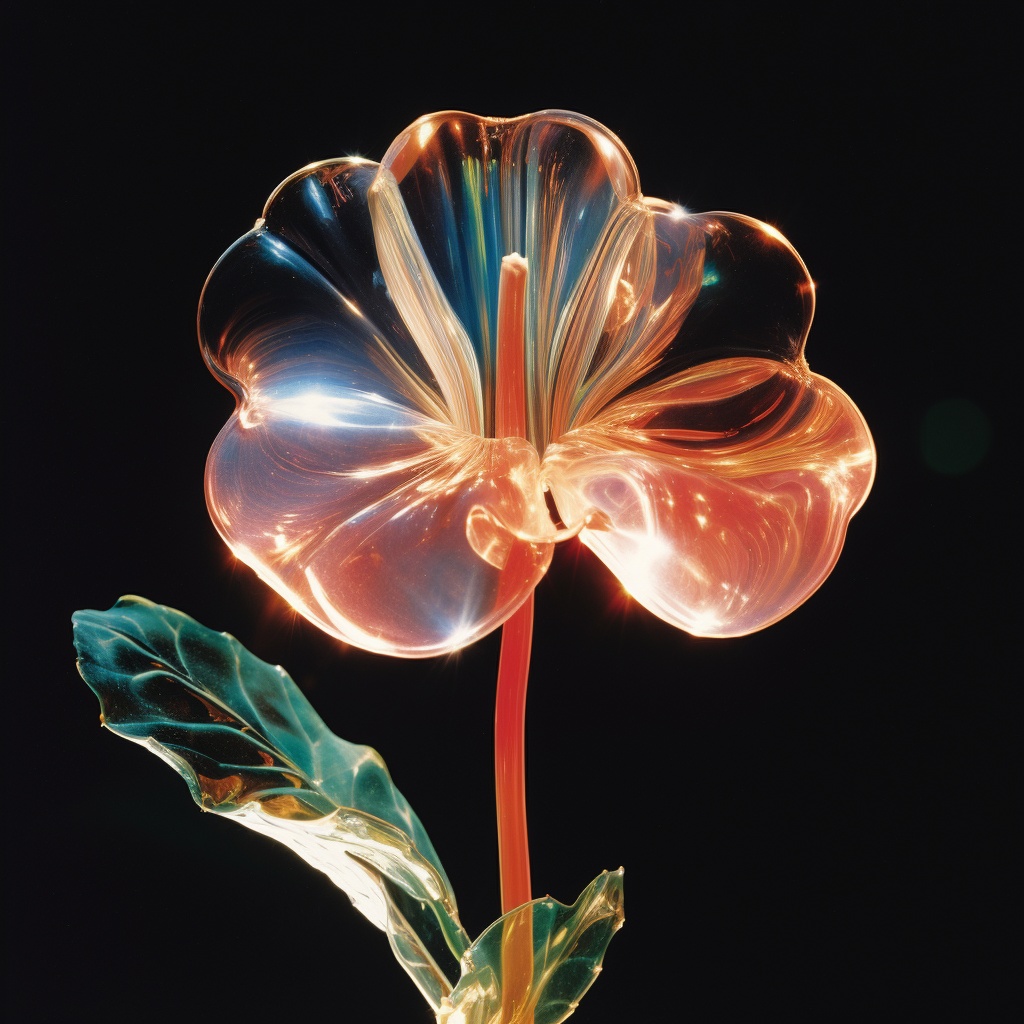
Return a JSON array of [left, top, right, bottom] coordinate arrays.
[[494, 253, 536, 1022]]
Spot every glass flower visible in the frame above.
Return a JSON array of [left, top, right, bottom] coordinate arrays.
[[199, 110, 875, 658]]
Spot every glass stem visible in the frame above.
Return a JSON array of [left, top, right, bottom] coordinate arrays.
[[495, 592, 535, 1022], [494, 253, 535, 1021], [495, 592, 534, 913]]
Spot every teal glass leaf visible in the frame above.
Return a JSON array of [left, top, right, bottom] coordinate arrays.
[[440, 869, 625, 1024], [72, 595, 470, 1011]]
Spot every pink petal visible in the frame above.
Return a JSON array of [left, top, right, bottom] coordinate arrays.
[[543, 358, 875, 637], [208, 415, 554, 656]]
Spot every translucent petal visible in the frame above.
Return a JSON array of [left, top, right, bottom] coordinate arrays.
[[624, 211, 819, 390], [550, 198, 708, 438], [553, 208, 820, 436], [208, 416, 554, 656], [201, 159, 448, 423], [368, 110, 642, 447], [543, 358, 876, 637], [200, 160, 555, 657], [199, 111, 875, 654]]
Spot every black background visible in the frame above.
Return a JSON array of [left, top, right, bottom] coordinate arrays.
[[7, 5, 1015, 1022]]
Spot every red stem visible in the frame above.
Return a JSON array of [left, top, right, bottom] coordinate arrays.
[[495, 591, 534, 913], [493, 253, 535, 1021]]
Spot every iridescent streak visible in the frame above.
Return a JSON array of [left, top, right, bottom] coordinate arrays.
[[459, 157, 503, 437]]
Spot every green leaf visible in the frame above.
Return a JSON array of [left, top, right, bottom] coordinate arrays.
[[73, 595, 470, 1011], [441, 869, 626, 1024]]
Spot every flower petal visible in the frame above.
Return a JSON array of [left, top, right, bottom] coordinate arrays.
[[208, 411, 555, 655], [199, 114, 874, 654], [543, 358, 875, 637], [549, 198, 707, 438], [199, 159, 556, 656], [631, 211, 817, 384], [200, 159, 449, 423], [555, 209, 819, 434], [369, 110, 642, 445]]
